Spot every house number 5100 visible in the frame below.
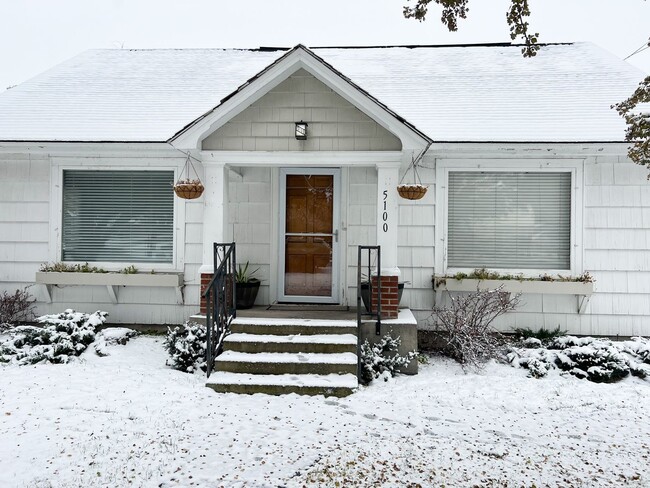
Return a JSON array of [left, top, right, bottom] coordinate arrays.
[[382, 190, 389, 233]]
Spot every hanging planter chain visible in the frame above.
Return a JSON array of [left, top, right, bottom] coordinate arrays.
[[174, 153, 205, 200], [397, 149, 428, 200]]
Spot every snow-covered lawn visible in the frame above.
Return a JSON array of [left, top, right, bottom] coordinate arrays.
[[1, 336, 649, 487]]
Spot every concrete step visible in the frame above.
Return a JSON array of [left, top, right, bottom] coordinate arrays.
[[230, 317, 358, 336], [223, 333, 358, 354], [215, 351, 358, 375], [206, 372, 358, 397]]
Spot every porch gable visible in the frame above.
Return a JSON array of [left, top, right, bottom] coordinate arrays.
[[201, 69, 402, 152]]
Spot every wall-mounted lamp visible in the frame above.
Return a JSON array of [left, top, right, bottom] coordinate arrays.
[[295, 121, 308, 140]]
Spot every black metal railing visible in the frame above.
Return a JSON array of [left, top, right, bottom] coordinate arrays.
[[357, 245, 381, 379], [205, 242, 236, 378]]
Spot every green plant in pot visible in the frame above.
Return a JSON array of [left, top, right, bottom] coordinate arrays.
[[235, 261, 261, 309]]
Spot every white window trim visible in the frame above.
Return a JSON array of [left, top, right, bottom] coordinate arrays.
[[49, 160, 186, 272], [435, 158, 584, 277]]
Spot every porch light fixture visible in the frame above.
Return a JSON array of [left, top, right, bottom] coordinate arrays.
[[295, 121, 308, 140]]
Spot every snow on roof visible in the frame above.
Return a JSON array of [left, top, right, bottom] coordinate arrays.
[[0, 43, 644, 143]]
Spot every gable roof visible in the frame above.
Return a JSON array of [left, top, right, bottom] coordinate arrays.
[[0, 42, 644, 143], [171, 44, 430, 149]]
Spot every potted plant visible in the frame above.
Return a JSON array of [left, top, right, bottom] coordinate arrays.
[[235, 261, 261, 309]]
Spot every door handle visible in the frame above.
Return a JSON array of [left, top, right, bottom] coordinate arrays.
[[333, 229, 339, 242]]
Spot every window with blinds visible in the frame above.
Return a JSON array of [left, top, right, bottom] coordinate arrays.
[[448, 171, 571, 270], [62, 170, 174, 263]]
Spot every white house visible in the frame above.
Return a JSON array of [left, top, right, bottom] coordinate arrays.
[[0, 42, 648, 338]]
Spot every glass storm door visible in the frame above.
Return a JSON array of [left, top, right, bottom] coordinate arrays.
[[279, 168, 340, 303]]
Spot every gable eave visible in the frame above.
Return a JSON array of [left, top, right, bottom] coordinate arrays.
[[169, 44, 431, 150]]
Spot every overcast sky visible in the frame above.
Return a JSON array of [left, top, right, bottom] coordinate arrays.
[[1, 0, 649, 92]]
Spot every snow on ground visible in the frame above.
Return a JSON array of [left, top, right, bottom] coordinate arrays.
[[1, 336, 649, 488]]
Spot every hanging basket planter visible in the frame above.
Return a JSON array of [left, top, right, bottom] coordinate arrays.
[[397, 184, 428, 200], [174, 180, 204, 200], [174, 154, 204, 200], [397, 149, 429, 201]]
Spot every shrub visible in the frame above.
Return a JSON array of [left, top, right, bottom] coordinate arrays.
[[432, 286, 520, 370], [0, 309, 107, 365], [513, 326, 565, 342], [359, 334, 417, 384], [164, 321, 207, 373], [93, 327, 138, 356], [507, 335, 650, 382], [0, 287, 36, 326], [620, 337, 650, 365]]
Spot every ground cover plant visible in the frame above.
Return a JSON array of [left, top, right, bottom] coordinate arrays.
[[0, 309, 108, 365], [507, 335, 650, 381], [94, 327, 139, 356]]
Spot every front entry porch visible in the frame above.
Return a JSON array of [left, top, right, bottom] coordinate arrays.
[[195, 241, 417, 396], [191, 299, 418, 396], [198, 155, 405, 310]]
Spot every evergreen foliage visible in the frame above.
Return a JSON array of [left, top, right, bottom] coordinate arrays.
[[359, 334, 417, 384], [507, 336, 650, 382], [0, 309, 107, 365], [164, 321, 207, 373]]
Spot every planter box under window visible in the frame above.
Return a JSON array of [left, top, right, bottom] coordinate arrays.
[[433, 277, 594, 313], [35, 271, 184, 304]]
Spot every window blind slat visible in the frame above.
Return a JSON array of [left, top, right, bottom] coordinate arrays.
[[448, 172, 571, 270], [62, 170, 174, 264]]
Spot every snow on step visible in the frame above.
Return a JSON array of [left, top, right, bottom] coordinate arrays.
[[208, 372, 358, 388], [216, 351, 358, 364], [231, 317, 357, 327], [225, 333, 357, 345]]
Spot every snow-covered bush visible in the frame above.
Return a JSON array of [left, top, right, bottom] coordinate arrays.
[[619, 337, 650, 364], [0, 287, 36, 327], [507, 335, 650, 382], [0, 309, 107, 365], [94, 327, 138, 356], [164, 321, 207, 373], [360, 334, 417, 384], [509, 347, 554, 378], [432, 286, 519, 370]]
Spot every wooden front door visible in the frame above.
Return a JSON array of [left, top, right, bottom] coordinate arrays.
[[279, 169, 339, 303]]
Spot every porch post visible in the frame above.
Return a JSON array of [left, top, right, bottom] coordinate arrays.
[[199, 161, 229, 313], [376, 163, 400, 275], [375, 163, 400, 319]]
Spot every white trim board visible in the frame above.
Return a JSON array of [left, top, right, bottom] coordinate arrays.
[[201, 150, 403, 167]]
